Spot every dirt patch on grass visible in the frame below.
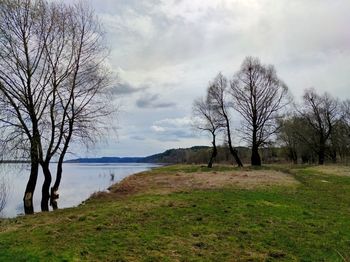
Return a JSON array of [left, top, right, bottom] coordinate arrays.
[[103, 168, 299, 199]]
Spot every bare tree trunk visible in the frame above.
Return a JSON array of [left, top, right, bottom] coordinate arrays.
[[330, 149, 337, 163], [251, 144, 261, 166], [50, 198, 58, 210], [318, 151, 325, 165], [229, 144, 243, 167], [51, 153, 64, 200], [318, 144, 325, 165], [208, 133, 217, 168], [41, 161, 51, 212], [225, 117, 243, 167], [251, 129, 261, 166], [224, 112, 242, 166], [51, 124, 72, 200], [24, 162, 38, 215], [23, 143, 39, 215], [291, 149, 298, 164]]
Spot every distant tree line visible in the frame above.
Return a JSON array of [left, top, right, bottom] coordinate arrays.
[[141, 146, 282, 165], [193, 57, 350, 167]]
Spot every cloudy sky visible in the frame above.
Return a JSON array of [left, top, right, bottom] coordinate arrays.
[[79, 0, 350, 157]]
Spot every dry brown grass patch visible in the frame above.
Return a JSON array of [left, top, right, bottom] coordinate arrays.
[[106, 169, 298, 198]]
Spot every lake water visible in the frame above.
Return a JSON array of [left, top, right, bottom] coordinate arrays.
[[0, 163, 159, 218]]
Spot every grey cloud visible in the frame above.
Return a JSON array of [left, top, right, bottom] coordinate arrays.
[[111, 82, 148, 95], [136, 93, 176, 109], [153, 129, 196, 142], [130, 135, 146, 141], [170, 129, 195, 139]]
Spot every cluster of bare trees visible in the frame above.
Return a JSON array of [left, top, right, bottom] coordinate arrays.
[[193, 57, 288, 167], [0, 0, 114, 213], [279, 90, 350, 165], [194, 56, 350, 167]]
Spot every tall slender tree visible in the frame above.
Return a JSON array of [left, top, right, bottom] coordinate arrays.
[[0, 0, 52, 213], [207, 73, 243, 167], [39, 2, 112, 210], [192, 96, 224, 168]]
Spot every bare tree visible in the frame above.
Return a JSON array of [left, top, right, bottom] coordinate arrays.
[[38, 2, 112, 211], [207, 73, 243, 167], [192, 96, 224, 168], [229, 57, 289, 166], [0, 0, 114, 213], [277, 116, 299, 164], [342, 100, 350, 133], [298, 89, 340, 165], [277, 115, 316, 164], [329, 120, 350, 163], [0, 0, 52, 213], [337, 100, 350, 162], [340, 100, 350, 161]]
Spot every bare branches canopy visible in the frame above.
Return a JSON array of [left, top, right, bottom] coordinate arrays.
[[297, 89, 340, 165], [0, 0, 115, 213], [193, 57, 291, 166], [207, 73, 243, 167], [192, 90, 225, 168], [229, 57, 289, 165]]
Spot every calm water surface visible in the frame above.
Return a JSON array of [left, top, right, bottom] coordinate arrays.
[[0, 163, 159, 218]]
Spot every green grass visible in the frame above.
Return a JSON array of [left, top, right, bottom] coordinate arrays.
[[1, 165, 350, 261]]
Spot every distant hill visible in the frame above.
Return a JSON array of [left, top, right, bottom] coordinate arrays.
[[65, 157, 145, 163], [65, 145, 282, 165], [65, 146, 212, 164]]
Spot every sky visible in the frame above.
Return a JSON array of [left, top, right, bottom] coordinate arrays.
[[76, 0, 350, 157]]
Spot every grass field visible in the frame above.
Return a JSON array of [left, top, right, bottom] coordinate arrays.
[[0, 164, 350, 261]]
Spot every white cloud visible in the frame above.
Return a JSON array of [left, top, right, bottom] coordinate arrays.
[[151, 125, 166, 132]]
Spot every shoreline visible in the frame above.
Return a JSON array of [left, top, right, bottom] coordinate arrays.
[[1, 163, 160, 218]]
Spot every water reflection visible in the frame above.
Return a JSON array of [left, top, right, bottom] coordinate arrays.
[[0, 163, 159, 217], [0, 163, 24, 217], [0, 171, 8, 216]]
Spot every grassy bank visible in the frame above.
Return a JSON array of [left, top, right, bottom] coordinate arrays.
[[0, 164, 350, 261]]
